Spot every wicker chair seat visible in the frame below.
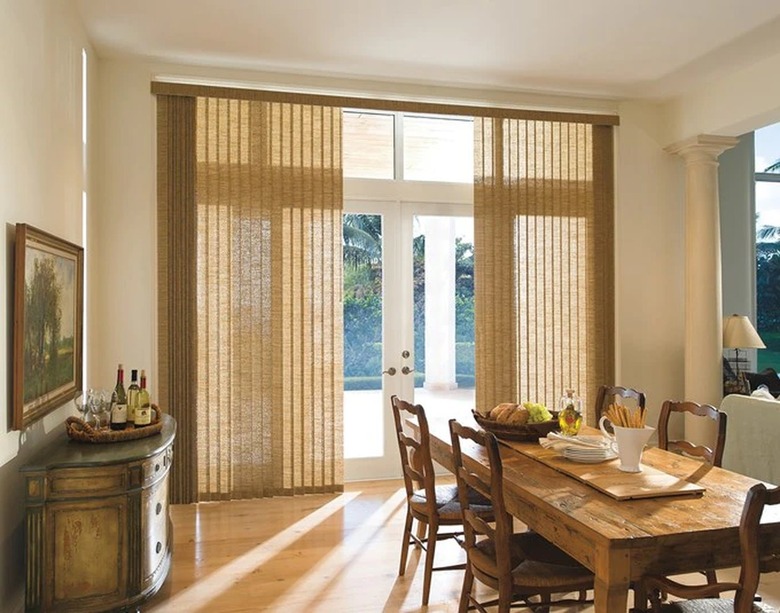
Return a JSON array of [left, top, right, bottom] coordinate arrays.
[[659, 599, 776, 613], [410, 484, 492, 522]]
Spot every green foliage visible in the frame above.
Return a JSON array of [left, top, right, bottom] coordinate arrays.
[[342, 214, 476, 381], [23, 257, 69, 402], [343, 294, 382, 377]]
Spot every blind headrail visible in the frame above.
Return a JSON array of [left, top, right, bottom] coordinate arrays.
[[150, 81, 620, 126]]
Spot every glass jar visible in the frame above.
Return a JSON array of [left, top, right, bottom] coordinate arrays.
[[558, 389, 583, 435]]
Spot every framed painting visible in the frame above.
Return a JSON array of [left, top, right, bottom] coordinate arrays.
[[13, 224, 84, 430]]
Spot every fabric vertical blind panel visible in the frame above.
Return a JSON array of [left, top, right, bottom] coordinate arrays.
[[196, 98, 343, 500], [157, 95, 198, 504], [157, 94, 344, 502], [474, 119, 614, 425]]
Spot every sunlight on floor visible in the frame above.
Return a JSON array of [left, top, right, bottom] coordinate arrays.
[[148, 492, 360, 612], [269, 488, 407, 610]]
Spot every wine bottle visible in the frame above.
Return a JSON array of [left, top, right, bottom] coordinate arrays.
[[127, 369, 140, 426], [110, 364, 128, 431], [134, 370, 152, 427]]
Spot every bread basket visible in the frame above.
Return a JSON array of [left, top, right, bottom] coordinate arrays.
[[472, 410, 560, 442]]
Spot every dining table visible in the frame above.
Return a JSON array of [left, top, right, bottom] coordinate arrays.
[[406, 408, 780, 613]]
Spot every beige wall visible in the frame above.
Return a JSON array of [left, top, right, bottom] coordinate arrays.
[[613, 102, 685, 428], [0, 1, 92, 609]]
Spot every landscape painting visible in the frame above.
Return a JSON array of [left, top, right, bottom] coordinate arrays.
[[13, 224, 83, 430]]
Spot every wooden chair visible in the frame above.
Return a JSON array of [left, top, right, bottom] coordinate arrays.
[[648, 400, 729, 600], [448, 418, 594, 612], [391, 396, 494, 606], [595, 385, 646, 425], [657, 400, 728, 468], [642, 482, 780, 613]]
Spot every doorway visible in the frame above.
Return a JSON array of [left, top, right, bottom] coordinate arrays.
[[343, 200, 474, 480]]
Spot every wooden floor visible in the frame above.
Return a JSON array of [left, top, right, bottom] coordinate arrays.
[[145, 478, 780, 612]]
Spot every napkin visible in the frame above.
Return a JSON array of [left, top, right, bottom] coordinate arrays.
[[540, 432, 610, 452]]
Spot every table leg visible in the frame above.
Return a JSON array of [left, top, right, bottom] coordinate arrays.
[[594, 549, 631, 613]]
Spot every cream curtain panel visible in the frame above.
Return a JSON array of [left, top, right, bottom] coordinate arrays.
[[158, 95, 343, 502], [474, 119, 614, 425]]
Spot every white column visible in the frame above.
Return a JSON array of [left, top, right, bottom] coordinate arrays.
[[665, 135, 738, 445], [423, 217, 458, 391]]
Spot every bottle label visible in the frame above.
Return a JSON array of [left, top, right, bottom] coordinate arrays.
[[135, 406, 151, 426], [112, 403, 128, 424]]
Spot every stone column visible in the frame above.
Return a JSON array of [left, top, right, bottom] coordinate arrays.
[[423, 217, 458, 391], [665, 135, 738, 445]]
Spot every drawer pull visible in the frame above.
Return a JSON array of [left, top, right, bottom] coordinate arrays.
[[156, 502, 162, 515], [155, 463, 160, 472], [156, 541, 162, 554]]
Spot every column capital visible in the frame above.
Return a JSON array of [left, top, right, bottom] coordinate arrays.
[[665, 134, 739, 162]]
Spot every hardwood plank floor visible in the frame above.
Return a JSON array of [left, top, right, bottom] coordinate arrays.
[[145, 478, 780, 612]]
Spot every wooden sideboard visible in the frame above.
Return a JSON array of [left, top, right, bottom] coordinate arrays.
[[21, 415, 176, 612]]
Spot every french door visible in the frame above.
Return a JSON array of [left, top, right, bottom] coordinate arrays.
[[343, 198, 474, 480]]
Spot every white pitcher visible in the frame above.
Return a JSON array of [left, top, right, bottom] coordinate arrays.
[[599, 415, 654, 473]]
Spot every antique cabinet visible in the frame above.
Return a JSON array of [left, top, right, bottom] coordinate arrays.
[[21, 415, 176, 612]]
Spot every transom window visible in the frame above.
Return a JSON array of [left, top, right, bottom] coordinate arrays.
[[342, 110, 473, 183]]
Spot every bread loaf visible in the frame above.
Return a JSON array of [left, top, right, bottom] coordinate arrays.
[[490, 403, 517, 422], [506, 406, 529, 425]]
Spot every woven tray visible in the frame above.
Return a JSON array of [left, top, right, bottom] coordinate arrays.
[[65, 414, 162, 444], [472, 410, 560, 442]]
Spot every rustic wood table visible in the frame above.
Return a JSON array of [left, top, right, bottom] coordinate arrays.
[[408, 410, 780, 613]]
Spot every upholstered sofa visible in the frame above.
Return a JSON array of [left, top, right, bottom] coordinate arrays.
[[720, 393, 780, 485]]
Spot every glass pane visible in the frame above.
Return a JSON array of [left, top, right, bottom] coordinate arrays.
[[755, 123, 780, 173], [343, 213, 384, 458], [403, 115, 473, 183], [343, 111, 394, 179], [412, 215, 475, 414], [756, 180, 780, 371]]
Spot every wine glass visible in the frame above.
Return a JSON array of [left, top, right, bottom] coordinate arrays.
[[88, 389, 109, 430], [73, 391, 90, 423]]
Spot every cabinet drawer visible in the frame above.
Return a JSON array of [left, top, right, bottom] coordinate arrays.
[[141, 476, 170, 583], [140, 447, 171, 486], [47, 465, 126, 500]]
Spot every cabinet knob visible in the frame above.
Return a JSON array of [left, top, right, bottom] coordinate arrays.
[[156, 542, 162, 554], [155, 464, 160, 472], [156, 502, 162, 515]]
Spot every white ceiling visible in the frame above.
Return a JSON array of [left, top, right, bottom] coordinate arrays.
[[75, 0, 780, 100]]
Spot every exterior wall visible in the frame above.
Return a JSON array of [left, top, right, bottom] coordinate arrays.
[[0, 1, 93, 610], [719, 134, 757, 369]]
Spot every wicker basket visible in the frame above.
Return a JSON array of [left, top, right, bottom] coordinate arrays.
[[472, 410, 560, 442], [65, 414, 162, 444]]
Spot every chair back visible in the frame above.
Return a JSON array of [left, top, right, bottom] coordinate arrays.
[[391, 396, 437, 515], [449, 419, 513, 585], [657, 400, 727, 467], [595, 385, 646, 421], [735, 483, 780, 611]]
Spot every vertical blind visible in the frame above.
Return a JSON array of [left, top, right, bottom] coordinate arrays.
[[156, 82, 616, 501], [196, 98, 343, 499], [474, 119, 614, 424], [158, 95, 343, 502]]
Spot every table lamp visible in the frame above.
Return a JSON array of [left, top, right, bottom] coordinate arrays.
[[723, 314, 765, 375]]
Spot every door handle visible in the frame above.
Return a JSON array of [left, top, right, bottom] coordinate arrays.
[[382, 367, 397, 376], [401, 366, 415, 375]]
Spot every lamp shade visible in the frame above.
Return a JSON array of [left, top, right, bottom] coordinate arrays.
[[723, 314, 766, 349]]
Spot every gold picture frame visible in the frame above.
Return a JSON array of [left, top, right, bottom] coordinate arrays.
[[13, 224, 84, 430]]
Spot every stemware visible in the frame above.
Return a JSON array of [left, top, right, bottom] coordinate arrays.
[[88, 389, 110, 430], [73, 391, 90, 423]]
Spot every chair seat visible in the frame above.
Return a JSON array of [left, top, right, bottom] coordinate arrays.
[[467, 531, 593, 591], [410, 484, 493, 521], [659, 599, 776, 613]]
